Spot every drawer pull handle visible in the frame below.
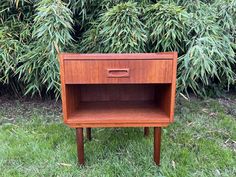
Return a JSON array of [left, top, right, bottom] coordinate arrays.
[[107, 68, 130, 78]]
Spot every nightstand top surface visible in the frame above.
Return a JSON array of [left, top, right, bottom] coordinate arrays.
[[60, 52, 177, 60]]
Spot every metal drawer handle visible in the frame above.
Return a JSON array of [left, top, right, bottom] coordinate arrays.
[[107, 68, 130, 78]]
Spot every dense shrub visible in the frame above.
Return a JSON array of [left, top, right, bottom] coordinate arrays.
[[80, 2, 147, 53], [0, 0, 34, 96], [177, 2, 236, 96], [1, 0, 73, 98], [145, 2, 189, 53], [16, 0, 73, 98], [0, 0, 235, 98]]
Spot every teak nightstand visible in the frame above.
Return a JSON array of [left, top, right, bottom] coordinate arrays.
[[59, 52, 177, 165]]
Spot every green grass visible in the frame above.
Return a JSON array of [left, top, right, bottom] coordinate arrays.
[[0, 95, 236, 176]]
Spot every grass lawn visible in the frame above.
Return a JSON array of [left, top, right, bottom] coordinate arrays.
[[0, 94, 236, 176]]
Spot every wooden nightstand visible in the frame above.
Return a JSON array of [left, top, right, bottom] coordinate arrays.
[[59, 52, 177, 165]]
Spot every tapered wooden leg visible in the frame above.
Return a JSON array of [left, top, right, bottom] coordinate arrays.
[[154, 127, 161, 166], [144, 127, 149, 137], [76, 128, 84, 165], [86, 128, 92, 141]]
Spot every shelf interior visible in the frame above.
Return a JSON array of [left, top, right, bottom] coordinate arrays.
[[64, 84, 172, 125], [67, 101, 169, 124]]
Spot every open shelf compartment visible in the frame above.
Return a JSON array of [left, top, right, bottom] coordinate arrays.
[[63, 84, 172, 127]]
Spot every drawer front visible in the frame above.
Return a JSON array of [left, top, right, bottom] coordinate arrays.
[[64, 60, 173, 84]]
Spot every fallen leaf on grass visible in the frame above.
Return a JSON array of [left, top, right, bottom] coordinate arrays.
[[223, 138, 236, 152], [180, 93, 189, 101], [171, 160, 176, 169], [187, 122, 193, 126], [224, 138, 230, 144], [57, 163, 72, 167], [209, 112, 217, 116], [215, 169, 221, 176], [202, 108, 209, 113]]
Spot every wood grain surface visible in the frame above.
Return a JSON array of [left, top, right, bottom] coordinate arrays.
[[64, 60, 173, 84]]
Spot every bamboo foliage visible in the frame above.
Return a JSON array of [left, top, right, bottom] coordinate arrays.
[[80, 2, 147, 53], [145, 2, 189, 53], [177, 2, 235, 96], [0, 0, 235, 97], [0, 26, 24, 84], [215, 0, 236, 42], [178, 35, 235, 96], [16, 0, 73, 98], [0, 16, 33, 95], [0, 0, 33, 22]]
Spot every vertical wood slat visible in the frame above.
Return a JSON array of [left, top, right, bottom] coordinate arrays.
[[170, 52, 178, 122]]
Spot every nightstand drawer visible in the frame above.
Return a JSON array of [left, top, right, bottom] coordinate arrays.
[[64, 60, 173, 84]]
